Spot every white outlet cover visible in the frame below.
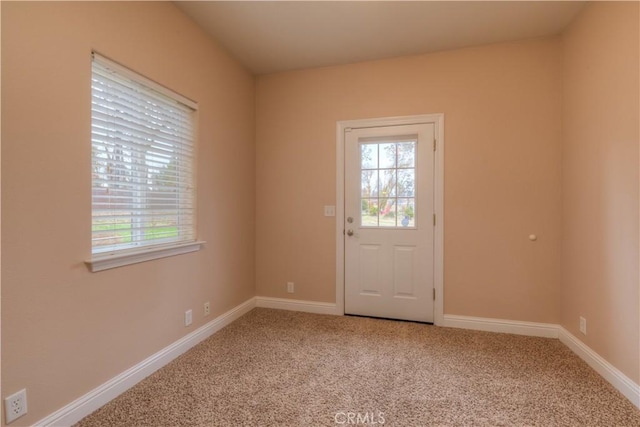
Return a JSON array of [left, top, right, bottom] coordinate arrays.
[[4, 389, 27, 424], [185, 309, 193, 326]]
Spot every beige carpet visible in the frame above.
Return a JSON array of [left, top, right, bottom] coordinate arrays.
[[76, 308, 640, 426]]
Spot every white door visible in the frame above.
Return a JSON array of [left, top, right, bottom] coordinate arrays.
[[344, 123, 435, 323]]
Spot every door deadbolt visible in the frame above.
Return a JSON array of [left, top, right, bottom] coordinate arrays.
[[347, 217, 354, 223]]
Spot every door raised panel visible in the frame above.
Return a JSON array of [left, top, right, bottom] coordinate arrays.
[[359, 244, 381, 295], [393, 246, 417, 299]]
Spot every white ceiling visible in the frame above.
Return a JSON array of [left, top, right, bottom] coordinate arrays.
[[175, 1, 586, 75]]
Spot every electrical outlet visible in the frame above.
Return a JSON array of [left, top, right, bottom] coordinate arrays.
[[287, 282, 294, 293], [4, 389, 27, 424], [204, 301, 210, 316], [185, 309, 193, 326], [579, 316, 587, 335]]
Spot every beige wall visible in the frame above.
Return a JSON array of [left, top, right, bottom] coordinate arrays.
[[3, 1, 638, 424], [561, 2, 640, 383], [1, 2, 255, 425], [256, 38, 563, 323]]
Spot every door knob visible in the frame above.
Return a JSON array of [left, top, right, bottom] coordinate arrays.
[[347, 229, 354, 236]]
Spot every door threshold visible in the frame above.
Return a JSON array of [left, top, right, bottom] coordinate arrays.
[[344, 313, 434, 325]]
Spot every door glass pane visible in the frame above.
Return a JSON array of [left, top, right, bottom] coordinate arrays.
[[397, 169, 415, 197], [361, 170, 379, 197], [361, 199, 379, 226], [397, 142, 415, 167], [379, 198, 397, 227], [379, 169, 396, 197], [379, 143, 396, 168], [361, 144, 378, 169], [398, 198, 415, 227], [359, 138, 417, 228]]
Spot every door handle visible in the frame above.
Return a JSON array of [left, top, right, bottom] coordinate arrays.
[[347, 229, 354, 236]]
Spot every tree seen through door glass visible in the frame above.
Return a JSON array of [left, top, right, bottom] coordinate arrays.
[[397, 170, 415, 197], [361, 144, 378, 169], [379, 143, 396, 168], [360, 140, 416, 227]]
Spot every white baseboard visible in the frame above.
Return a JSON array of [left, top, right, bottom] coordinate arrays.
[[441, 314, 639, 409], [34, 297, 256, 427], [255, 296, 340, 316], [442, 314, 559, 338], [33, 300, 639, 426], [558, 327, 640, 408]]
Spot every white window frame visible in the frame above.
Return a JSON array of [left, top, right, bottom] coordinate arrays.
[[86, 52, 203, 272]]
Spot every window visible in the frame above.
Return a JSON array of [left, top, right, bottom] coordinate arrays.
[[360, 137, 417, 228], [88, 53, 201, 271]]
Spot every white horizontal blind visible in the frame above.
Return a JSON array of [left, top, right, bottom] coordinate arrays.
[[91, 53, 197, 254]]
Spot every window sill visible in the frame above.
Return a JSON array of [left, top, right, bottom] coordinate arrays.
[[85, 241, 205, 272]]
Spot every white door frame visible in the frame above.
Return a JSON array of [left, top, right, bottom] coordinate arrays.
[[336, 114, 445, 325]]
